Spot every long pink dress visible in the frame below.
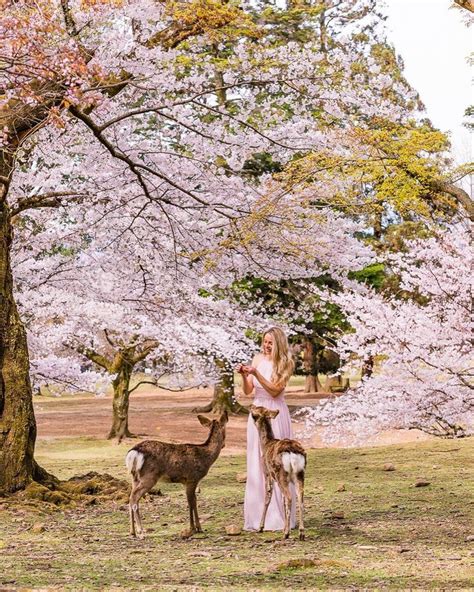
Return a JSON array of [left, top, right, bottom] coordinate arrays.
[[244, 358, 296, 531]]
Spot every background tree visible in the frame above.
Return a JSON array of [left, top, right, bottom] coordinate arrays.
[[16, 226, 271, 438], [302, 218, 473, 442]]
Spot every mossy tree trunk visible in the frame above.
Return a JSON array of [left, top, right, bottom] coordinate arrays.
[[79, 338, 158, 442], [108, 359, 134, 441], [0, 195, 54, 493], [193, 358, 247, 415]]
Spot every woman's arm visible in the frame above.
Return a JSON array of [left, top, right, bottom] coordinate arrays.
[[240, 371, 254, 396], [249, 368, 286, 398]]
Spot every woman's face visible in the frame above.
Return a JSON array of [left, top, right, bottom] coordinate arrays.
[[262, 333, 274, 356]]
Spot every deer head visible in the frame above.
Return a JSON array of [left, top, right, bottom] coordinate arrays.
[[197, 410, 228, 448], [250, 405, 279, 422]]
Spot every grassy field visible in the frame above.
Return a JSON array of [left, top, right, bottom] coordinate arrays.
[[1, 436, 473, 590]]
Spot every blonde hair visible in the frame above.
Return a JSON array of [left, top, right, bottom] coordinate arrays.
[[262, 327, 295, 386]]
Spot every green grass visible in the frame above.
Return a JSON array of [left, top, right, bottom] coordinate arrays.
[[1, 437, 473, 590]]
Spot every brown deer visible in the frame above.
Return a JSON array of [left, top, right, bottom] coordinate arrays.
[[250, 405, 306, 540], [125, 410, 228, 538]]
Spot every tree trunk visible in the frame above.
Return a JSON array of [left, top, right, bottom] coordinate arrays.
[[302, 338, 323, 393], [362, 355, 374, 378], [193, 359, 247, 414], [319, 6, 328, 52], [323, 374, 350, 393], [108, 362, 134, 442], [0, 202, 46, 493], [372, 209, 383, 241]]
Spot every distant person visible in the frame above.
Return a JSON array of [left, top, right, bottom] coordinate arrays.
[[237, 327, 296, 531]]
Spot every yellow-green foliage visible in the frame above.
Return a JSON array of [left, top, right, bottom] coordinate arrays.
[[164, 0, 261, 45], [280, 121, 455, 220]]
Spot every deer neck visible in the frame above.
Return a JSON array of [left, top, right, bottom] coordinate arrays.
[[203, 424, 225, 460], [258, 418, 275, 448]]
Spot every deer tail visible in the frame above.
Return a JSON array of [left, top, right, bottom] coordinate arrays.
[[125, 449, 145, 476], [282, 452, 306, 477]]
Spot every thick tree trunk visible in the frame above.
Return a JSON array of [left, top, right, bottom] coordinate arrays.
[[302, 338, 323, 393], [108, 363, 134, 442], [193, 359, 247, 414], [0, 202, 42, 493]]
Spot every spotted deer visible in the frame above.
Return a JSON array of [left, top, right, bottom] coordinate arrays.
[[250, 405, 306, 540], [125, 411, 228, 538]]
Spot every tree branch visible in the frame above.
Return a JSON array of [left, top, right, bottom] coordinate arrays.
[[132, 340, 160, 364], [103, 329, 117, 349], [431, 180, 474, 222], [76, 345, 112, 372], [69, 105, 239, 217], [128, 379, 157, 395], [10, 192, 85, 216], [454, 0, 474, 12]]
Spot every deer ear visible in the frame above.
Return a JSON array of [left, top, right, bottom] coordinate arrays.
[[270, 409, 279, 419], [197, 414, 212, 427]]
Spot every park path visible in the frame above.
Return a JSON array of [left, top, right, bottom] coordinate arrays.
[[33, 386, 432, 453]]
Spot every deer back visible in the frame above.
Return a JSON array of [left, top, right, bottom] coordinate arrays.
[[133, 441, 218, 483], [129, 412, 227, 484]]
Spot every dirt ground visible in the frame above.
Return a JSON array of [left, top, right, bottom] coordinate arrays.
[[34, 385, 432, 452]]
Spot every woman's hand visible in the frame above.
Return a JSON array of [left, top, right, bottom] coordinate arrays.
[[237, 364, 255, 376], [236, 364, 251, 376], [238, 363, 255, 396]]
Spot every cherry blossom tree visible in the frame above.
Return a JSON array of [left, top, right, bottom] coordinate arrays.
[[301, 219, 473, 442], [18, 242, 270, 440], [1, 0, 470, 495], [14, 164, 375, 435]]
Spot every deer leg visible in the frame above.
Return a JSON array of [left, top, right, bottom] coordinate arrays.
[[129, 477, 140, 536], [129, 492, 136, 537], [129, 471, 158, 538], [283, 495, 290, 539], [279, 476, 292, 540], [191, 481, 203, 533], [186, 482, 198, 534], [295, 472, 305, 541], [258, 473, 274, 533], [129, 482, 149, 538]]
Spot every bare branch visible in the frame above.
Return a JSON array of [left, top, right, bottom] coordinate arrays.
[[10, 191, 86, 216], [132, 340, 160, 364], [128, 379, 157, 395], [76, 345, 112, 372]]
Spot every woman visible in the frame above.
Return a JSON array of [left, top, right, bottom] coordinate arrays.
[[238, 327, 296, 531]]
